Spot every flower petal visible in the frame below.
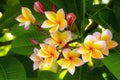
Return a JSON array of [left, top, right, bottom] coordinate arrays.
[[71, 49, 80, 58], [82, 53, 91, 62], [30, 53, 40, 61], [16, 15, 27, 23], [93, 32, 101, 40], [22, 7, 35, 23], [45, 11, 56, 23], [38, 49, 50, 57], [101, 29, 112, 41], [92, 49, 104, 59], [62, 48, 71, 59], [24, 21, 30, 30], [61, 59, 71, 69], [49, 25, 59, 33], [56, 9, 65, 21], [84, 35, 96, 48], [77, 45, 90, 54], [102, 48, 109, 56], [92, 40, 106, 50], [68, 64, 75, 75], [73, 58, 84, 66], [33, 61, 41, 70], [61, 31, 71, 42], [34, 48, 39, 54], [59, 19, 67, 30], [41, 20, 56, 28], [45, 56, 53, 66], [51, 31, 60, 42], [22, 7, 32, 18], [48, 45, 59, 60], [106, 40, 118, 49], [40, 44, 49, 54], [48, 44, 56, 53], [44, 38, 58, 46]]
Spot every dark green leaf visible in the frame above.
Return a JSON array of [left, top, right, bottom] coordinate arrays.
[[50, 0, 66, 10], [0, 0, 7, 12], [0, 4, 21, 30], [19, 0, 36, 9], [86, 0, 94, 12], [112, 0, 120, 32], [0, 56, 26, 80], [38, 71, 60, 80], [13, 54, 38, 78], [88, 5, 119, 32]]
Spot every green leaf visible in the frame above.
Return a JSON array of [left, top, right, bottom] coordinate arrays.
[[3, 0, 19, 10], [39, 0, 52, 10], [103, 50, 120, 80], [11, 25, 47, 56], [50, 0, 66, 10], [88, 5, 119, 32], [19, 0, 36, 9], [85, 0, 94, 12], [38, 71, 60, 80], [112, 0, 120, 32], [0, 4, 21, 30], [19, 0, 52, 10], [0, 0, 7, 12], [13, 54, 38, 78], [0, 56, 26, 80]]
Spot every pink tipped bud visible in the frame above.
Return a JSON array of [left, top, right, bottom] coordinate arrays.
[[66, 13, 76, 25], [33, 1, 45, 14], [30, 38, 39, 45], [51, 3, 56, 12]]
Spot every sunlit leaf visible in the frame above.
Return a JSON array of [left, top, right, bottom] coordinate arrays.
[[103, 50, 120, 80], [11, 25, 47, 56]]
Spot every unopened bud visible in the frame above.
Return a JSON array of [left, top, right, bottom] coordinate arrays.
[[51, 3, 56, 12], [33, 1, 45, 14], [66, 13, 76, 25], [30, 38, 39, 45]]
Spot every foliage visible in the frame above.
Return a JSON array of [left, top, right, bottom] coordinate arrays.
[[0, 0, 120, 80]]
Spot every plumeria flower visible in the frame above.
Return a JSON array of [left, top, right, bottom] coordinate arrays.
[[44, 31, 71, 48], [41, 8, 67, 33], [77, 35, 106, 62], [38, 44, 59, 66], [61, 48, 84, 75], [16, 7, 36, 30], [93, 29, 118, 56], [30, 48, 44, 70]]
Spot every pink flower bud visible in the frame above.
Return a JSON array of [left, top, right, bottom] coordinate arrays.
[[66, 13, 76, 25], [33, 1, 45, 14], [51, 3, 56, 12], [30, 38, 39, 45]]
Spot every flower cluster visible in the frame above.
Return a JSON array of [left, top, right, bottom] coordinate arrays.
[[77, 29, 118, 62], [16, 1, 118, 75]]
